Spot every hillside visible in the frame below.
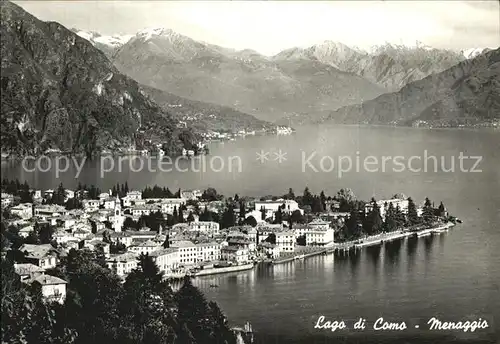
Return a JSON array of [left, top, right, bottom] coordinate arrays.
[[112, 28, 384, 122], [141, 85, 272, 133], [0, 1, 194, 156], [322, 48, 500, 127]]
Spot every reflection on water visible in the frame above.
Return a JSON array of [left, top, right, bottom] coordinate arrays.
[[406, 236, 418, 271], [424, 235, 434, 259], [366, 245, 381, 270], [384, 239, 402, 268]]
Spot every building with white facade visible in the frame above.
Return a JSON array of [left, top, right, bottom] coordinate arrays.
[[305, 228, 335, 246], [160, 198, 186, 215], [275, 231, 295, 253], [221, 246, 249, 264], [10, 203, 33, 219], [188, 221, 220, 235], [19, 244, 58, 270], [128, 240, 161, 255], [106, 252, 139, 278], [32, 274, 67, 304], [150, 248, 180, 276], [34, 205, 67, 220], [365, 198, 410, 221]]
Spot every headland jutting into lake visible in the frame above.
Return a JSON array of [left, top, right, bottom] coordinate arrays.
[[2, 179, 460, 281]]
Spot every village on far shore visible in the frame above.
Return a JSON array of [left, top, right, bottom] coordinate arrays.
[[1, 179, 459, 304]]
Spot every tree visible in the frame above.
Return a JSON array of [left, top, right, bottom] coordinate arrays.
[[264, 233, 276, 245], [394, 205, 406, 229], [407, 198, 420, 226], [220, 206, 235, 229], [344, 207, 362, 240], [422, 197, 434, 226], [187, 211, 195, 223], [51, 183, 66, 206], [296, 235, 306, 246], [290, 209, 305, 225], [363, 198, 383, 235], [178, 206, 184, 223], [437, 201, 446, 217], [284, 188, 295, 200], [274, 206, 283, 224], [384, 202, 397, 232], [302, 187, 313, 207], [243, 216, 257, 227], [238, 201, 246, 219], [201, 188, 218, 202], [320, 191, 327, 210], [311, 196, 324, 213]]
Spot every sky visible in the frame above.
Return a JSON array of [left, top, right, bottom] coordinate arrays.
[[15, 1, 500, 56]]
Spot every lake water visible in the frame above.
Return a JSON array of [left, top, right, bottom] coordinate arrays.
[[2, 125, 500, 343]]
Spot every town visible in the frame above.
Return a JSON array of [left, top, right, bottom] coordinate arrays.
[[1, 179, 457, 305]]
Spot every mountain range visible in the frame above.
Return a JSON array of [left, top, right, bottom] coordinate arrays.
[[1, 0, 498, 159], [322, 48, 500, 127], [85, 26, 493, 125]]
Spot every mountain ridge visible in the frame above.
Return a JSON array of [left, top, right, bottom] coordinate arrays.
[[0, 1, 197, 156], [322, 48, 500, 127]]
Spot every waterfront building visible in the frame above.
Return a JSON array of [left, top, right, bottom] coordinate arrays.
[[308, 219, 330, 230], [171, 240, 221, 266], [150, 248, 180, 275], [275, 231, 295, 253], [259, 242, 280, 259], [305, 228, 335, 246], [221, 246, 249, 264]]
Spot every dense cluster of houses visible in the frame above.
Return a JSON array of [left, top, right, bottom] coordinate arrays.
[[2, 184, 417, 304]]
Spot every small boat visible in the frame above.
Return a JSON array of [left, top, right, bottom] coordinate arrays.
[[209, 284, 219, 288]]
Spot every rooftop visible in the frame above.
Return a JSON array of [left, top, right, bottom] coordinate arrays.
[[32, 274, 67, 285], [14, 263, 44, 275]]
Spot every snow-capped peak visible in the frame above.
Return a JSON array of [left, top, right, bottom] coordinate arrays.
[[462, 48, 487, 59], [136, 27, 181, 42], [73, 29, 132, 48]]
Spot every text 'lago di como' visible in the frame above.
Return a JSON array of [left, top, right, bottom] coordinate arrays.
[[314, 316, 491, 333]]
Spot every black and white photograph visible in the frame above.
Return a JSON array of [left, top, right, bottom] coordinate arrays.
[[1, 1, 499, 343]]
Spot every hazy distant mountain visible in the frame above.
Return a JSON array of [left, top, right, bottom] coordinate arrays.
[[71, 29, 133, 58], [0, 2, 193, 155], [274, 41, 465, 92], [112, 27, 384, 122], [322, 48, 500, 127]]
